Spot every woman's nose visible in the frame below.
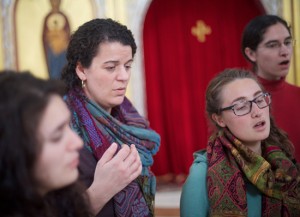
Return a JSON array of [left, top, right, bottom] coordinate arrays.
[[117, 67, 130, 81], [68, 128, 84, 151], [279, 43, 291, 56], [251, 103, 262, 118]]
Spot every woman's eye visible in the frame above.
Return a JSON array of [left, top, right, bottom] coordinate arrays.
[[266, 42, 279, 48], [51, 135, 62, 143], [106, 66, 115, 71], [284, 40, 292, 46], [50, 128, 66, 143], [236, 106, 246, 111]]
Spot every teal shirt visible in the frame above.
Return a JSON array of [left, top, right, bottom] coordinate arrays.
[[180, 150, 262, 217]]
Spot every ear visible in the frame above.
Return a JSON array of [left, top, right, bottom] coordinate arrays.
[[212, 113, 226, 128], [75, 62, 87, 81], [244, 47, 257, 63]]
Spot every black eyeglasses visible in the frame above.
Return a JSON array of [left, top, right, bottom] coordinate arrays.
[[219, 92, 271, 116]]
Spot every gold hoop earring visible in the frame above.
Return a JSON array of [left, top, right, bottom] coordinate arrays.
[[81, 80, 86, 88]]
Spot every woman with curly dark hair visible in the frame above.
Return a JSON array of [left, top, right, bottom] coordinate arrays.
[[0, 70, 92, 217], [61, 18, 160, 217]]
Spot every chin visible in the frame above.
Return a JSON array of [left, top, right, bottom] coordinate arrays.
[[277, 70, 289, 78], [60, 170, 79, 188], [259, 132, 270, 141], [113, 97, 125, 106]]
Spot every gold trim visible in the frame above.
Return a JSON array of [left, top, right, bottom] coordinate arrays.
[[252, 161, 270, 183], [191, 20, 212, 43]]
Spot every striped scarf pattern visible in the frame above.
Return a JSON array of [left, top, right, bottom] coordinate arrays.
[[66, 88, 160, 217]]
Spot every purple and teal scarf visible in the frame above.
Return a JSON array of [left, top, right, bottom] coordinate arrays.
[[207, 128, 300, 217], [65, 88, 160, 217]]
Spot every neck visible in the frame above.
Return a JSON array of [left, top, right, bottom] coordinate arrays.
[[256, 71, 284, 81], [82, 88, 112, 114], [245, 141, 262, 155]]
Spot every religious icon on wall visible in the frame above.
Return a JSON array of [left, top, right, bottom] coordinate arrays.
[[42, 0, 70, 79]]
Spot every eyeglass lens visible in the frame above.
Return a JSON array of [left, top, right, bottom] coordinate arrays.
[[233, 94, 271, 116]]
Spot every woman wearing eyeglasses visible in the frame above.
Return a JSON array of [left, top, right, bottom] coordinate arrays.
[[180, 68, 300, 217], [241, 15, 300, 162]]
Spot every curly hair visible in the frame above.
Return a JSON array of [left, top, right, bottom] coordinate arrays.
[[61, 18, 137, 91], [205, 68, 295, 160], [241, 15, 291, 71], [0, 70, 91, 217]]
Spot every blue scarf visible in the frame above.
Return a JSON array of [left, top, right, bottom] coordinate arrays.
[[66, 88, 160, 217]]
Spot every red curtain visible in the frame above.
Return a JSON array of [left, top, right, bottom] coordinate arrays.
[[143, 0, 265, 178]]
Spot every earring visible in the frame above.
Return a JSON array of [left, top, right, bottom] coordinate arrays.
[[81, 80, 86, 88]]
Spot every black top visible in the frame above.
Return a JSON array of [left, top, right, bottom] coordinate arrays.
[[78, 147, 115, 217]]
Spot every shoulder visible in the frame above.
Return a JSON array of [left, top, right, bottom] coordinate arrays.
[[180, 149, 209, 217], [182, 149, 208, 191], [185, 149, 207, 184], [193, 149, 207, 164], [284, 81, 300, 91]]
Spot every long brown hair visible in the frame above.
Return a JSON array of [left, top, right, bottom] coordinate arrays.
[[205, 68, 295, 159], [0, 71, 92, 217]]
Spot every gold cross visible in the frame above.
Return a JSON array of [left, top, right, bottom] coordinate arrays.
[[191, 20, 212, 43]]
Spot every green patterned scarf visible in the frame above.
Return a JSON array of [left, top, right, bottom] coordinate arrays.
[[207, 128, 300, 217]]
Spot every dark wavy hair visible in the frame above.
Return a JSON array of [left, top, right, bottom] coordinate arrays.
[[61, 18, 137, 91], [0, 70, 91, 217], [241, 15, 291, 72], [205, 68, 295, 160]]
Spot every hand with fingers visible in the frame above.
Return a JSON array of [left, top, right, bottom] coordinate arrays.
[[86, 142, 142, 215]]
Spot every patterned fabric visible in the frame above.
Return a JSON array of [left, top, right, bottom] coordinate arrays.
[[207, 128, 300, 217], [65, 88, 160, 217]]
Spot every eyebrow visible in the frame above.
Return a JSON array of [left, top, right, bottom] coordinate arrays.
[[231, 90, 263, 104], [49, 115, 70, 136], [264, 36, 292, 44], [103, 59, 134, 65]]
